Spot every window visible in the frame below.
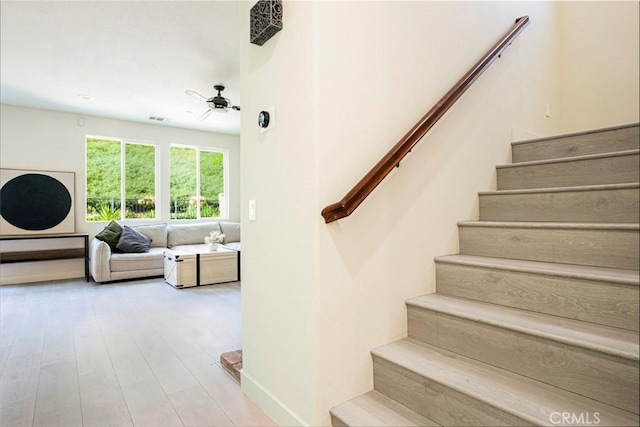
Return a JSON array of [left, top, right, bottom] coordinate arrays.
[[170, 145, 227, 219], [86, 137, 157, 221]]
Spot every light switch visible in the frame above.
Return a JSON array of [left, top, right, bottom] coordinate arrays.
[[249, 199, 256, 221]]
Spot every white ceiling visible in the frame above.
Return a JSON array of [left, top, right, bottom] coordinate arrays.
[[0, 1, 241, 135]]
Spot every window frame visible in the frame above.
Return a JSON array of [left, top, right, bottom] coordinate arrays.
[[169, 143, 229, 221], [85, 135, 160, 222]]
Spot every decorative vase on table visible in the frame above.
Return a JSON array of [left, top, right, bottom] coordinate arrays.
[[204, 231, 225, 252]]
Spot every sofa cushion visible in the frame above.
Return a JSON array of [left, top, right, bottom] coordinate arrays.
[[167, 222, 221, 247], [218, 221, 240, 243], [110, 247, 165, 272], [95, 221, 122, 252], [116, 225, 151, 253], [132, 223, 167, 248]]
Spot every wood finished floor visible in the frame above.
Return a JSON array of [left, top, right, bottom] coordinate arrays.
[[0, 278, 276, 427]]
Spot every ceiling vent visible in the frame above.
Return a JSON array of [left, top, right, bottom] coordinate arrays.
[[148, 116, 171, 122]]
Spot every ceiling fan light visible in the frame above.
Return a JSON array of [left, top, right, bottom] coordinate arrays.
[[187, 84, 239, 120]]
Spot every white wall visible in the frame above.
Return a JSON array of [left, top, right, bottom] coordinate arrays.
[[240, 1, 567, 425], [239, 2, 320, 424], [559, 1, 640, 132], [0, 104, 240, 284], [314, 2, 563, 425]]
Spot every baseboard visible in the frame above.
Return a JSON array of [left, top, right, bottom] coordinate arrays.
[[241, 369, 308, 427], [0, 271, 83, 285]]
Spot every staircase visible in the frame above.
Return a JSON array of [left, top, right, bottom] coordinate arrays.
[[330, 124, 640, 426]]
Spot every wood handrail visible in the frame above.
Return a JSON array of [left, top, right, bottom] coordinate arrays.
[[321, 16, 530, 223]]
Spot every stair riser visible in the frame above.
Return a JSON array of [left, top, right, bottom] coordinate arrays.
[[479, 188, 639, 223], [435, 262, 639, 331], [407, 307, 639, 413], [373, 356, 533, 426], [459, 226, 639, 270], [512, 126, 640, 163], [497, 153, 639, 190]]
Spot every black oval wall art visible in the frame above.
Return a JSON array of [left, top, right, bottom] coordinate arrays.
[[0, 173, 72, 231]]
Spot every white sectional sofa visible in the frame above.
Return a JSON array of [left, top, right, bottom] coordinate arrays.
[[89, 221, 240, 283]]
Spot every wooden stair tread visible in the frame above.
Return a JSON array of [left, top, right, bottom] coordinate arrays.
[[373, 338, 638, 426], [458, 220, 639, 231], [435, 255, 639, 286], [406, 294, 639, 360], [330, 390, 439, 427], [332, 124, 640, 426], [496, 148, 639, 169], [479, 182, 640, 196]]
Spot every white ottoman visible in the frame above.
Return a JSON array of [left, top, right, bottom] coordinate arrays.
[[199, 247, 238, 285], [164, 249, 197, 288]]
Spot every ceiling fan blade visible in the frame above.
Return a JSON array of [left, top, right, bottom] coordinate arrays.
[[231, 105, 241, 111], [185, 90, 208, 102], [196, 109, 212, 122]]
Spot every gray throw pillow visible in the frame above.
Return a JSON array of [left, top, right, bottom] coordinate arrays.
[[95, 221, 122, 252], [116, 225, 151, 253]]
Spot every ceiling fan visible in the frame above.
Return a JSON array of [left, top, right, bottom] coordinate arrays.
[[185, 84, 240, 121]]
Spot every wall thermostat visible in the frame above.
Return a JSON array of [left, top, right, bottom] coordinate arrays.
[[258, 111, 270, 128], [258, 107, 275, 134]]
